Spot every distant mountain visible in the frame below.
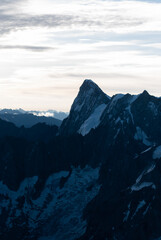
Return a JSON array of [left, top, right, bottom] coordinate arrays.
[[0, 108, 68, 120], [0, 108, 26, 114], [1, 80, 161, 240], [0, 108, 68, 128], [29, 110, 68, 120], [0, 112, 61, 127]]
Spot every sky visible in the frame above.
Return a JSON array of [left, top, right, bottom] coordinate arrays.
[[0, 0, 161, 111]]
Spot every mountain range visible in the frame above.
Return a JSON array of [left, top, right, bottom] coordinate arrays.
[[0, 109, 68, 121], [0, 79, 161, 240], [0, 109, 66, 128]]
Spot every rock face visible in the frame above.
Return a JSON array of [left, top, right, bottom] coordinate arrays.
[[60, 79, 110, 136], [1, 80, 161, 240]]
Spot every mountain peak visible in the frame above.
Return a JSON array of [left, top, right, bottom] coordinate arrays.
[[83, 79, 95, 84], [71, 79, 109, 110], [136, 90, 150, 102], [142, 90, 149, 96], [60, 79, 110, 135], [81, 79, 98, 88], [79, 79, 103, 96]]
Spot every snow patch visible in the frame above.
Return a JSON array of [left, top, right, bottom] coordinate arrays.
[[143, 203, 151, 216], [126, 105, 134, 124], [141, 147, 152, 154], [37, 166, 101, 240], [78, 104, 107, 136], [148, 102, 158, 116], [136, 200, 146, 212], [134, 127, 151, 146], [129, 94, 139, 104], [131, 182, 155, 191], [135, 163, 156, 185], [0, 176, 39, 228], [114, 128, 120, 140], [0, 166, 101, 240], [132, 200, 146, 218], [132, 163, 156, 191], [146, 164, 156, 174], [0, 176, 38, 202], [123, 202, 131, 222], [115, 117, 121, 124], [153, 145, 161, 159]]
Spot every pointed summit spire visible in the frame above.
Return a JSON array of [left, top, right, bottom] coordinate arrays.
[[80, 79, 100, 91], [142, 90, 149, 96], [136, 89, 150, 102], [72, 79, 109, 112], [77, 79, 111, 102], [60, 79, 110, 135]]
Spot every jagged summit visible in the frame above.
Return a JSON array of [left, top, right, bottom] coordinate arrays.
[[137, 90, 150, 100], [60, 79, 161, 137], [132, 90, 151, 105], [142, 90, 149, 95], [77, 79, 106, 97], [79, 79, 102, 93], [60, 79, 110, 135], [72, 79, 109, 111], [82, 79, 96, 86]]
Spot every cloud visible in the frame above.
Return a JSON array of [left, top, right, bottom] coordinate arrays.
[[0, 45, 54, 51], [1, 0, 161, 111], [0, 0, 149, 35], [0, 0, 22, 6], [0, 0, 160, 36], [0, 13, 144, 35]]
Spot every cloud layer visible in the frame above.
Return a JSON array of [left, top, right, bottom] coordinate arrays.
[[0, 0, 161, 111]]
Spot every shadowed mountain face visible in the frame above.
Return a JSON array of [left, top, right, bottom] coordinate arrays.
[[1, 80, 161, 240], [0, 118, 58, 142]]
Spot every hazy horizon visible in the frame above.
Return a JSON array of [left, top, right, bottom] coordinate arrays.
[[1, 0, 161, 111]]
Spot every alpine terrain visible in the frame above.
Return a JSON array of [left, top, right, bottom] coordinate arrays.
[[0, 79, 161, 240]]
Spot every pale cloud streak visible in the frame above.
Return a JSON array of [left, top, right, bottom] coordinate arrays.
[[0, 0, 160, 34]]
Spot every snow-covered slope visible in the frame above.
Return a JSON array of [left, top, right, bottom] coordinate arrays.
[[78, 103, 107, 136], [0, 166, 100, 240]]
